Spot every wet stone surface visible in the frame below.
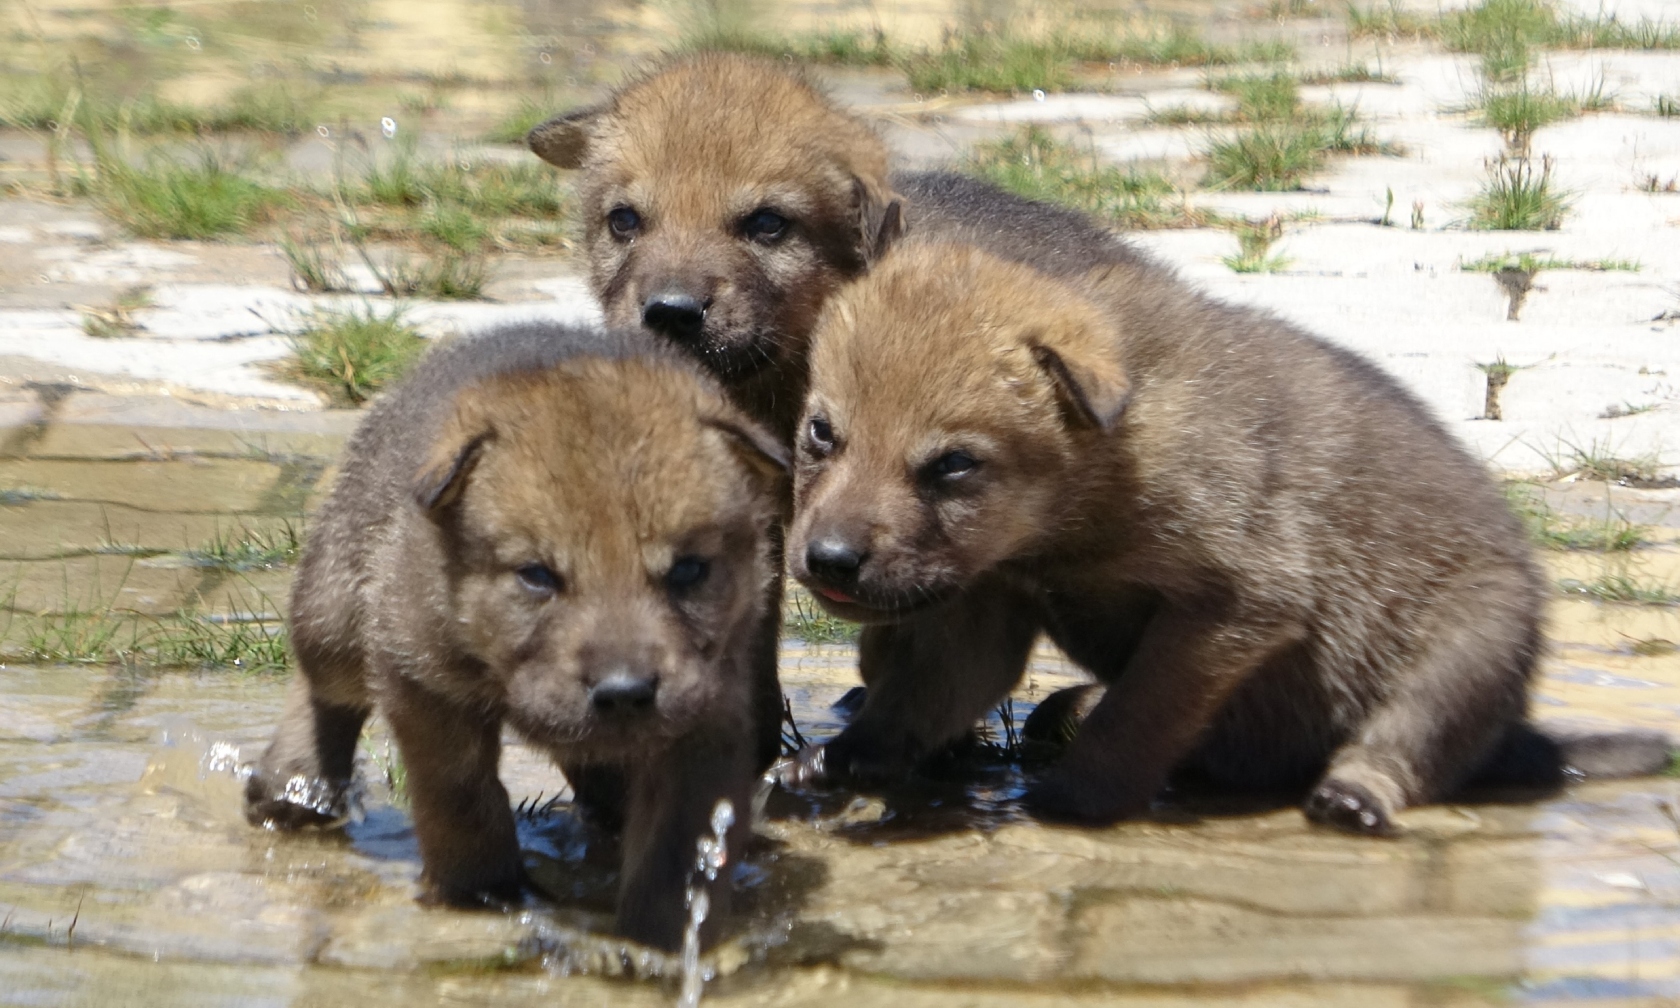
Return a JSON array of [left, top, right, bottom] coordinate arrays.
[[2, 412, 1680, 1005]]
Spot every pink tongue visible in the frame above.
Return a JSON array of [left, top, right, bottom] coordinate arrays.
[[817, 587, 855, 604]]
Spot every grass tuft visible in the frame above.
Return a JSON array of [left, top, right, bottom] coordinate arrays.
[[78, 286, 152, 337], [1222, 216, 1291, 272], [966, 126, 1212, 229], [86, 149, 289, 240], [1559, 574, 1680, 605], [1345, 1, 1439, 39], [184, 523, 302, 571], [1503, 482, 1647, 551], [1464, 154, 1572, 230], [275, 306, 428, 406], [1461, 251, 1638, 272]]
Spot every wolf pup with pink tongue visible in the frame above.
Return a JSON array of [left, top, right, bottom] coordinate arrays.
[[785, 240, 1672, 833]]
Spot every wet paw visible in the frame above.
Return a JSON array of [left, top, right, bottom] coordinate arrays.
[[1305, 778, 1397, 836], [243, 772, 352, 830], [774, 744, 831, 790]]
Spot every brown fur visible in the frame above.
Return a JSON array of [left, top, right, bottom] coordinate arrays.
[[245, 323, 785, 950], [787, 240, 1566, 834], [529, 53, 900, 438], [526, 54, 1158, 441]]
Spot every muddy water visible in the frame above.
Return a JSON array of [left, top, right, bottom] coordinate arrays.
[[1, 403, 1679, 1005]]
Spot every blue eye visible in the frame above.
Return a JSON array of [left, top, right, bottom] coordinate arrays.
[[666, 556, 709, 590], [516, 563, 562, 593]]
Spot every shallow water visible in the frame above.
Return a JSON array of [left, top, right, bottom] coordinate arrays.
[[3, 404, 1680, 1005]]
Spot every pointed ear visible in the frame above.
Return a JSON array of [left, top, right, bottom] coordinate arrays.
[[854, 176, 907, 265], [1026, 314, 1130, 432], [413, 414, 494, 512], [527, 104, 603, 169], [703, 416, 790, 486]]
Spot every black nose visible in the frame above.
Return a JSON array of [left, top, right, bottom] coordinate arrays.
[[590, 671, 658, 717], [642, 292, 707, 341], [805, 538, 864, 586]]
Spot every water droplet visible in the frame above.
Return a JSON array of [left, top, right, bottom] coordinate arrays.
[[539, 51, 552, 64], [185, 35, 201, 50], [381, 117, 397, 138], [1033, 89, 1046, 102], [317, 125, 330, 138]]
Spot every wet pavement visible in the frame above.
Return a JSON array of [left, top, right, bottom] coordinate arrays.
[[2, 392, 1680, 1006]]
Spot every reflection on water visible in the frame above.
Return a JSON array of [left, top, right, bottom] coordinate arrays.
[[1, 647, 1678, 1006]]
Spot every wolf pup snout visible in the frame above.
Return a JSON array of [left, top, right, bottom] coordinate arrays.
[[244, 323, 786, 952]]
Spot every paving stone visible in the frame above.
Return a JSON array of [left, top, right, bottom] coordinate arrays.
[[2, 555, 203, 616], [0, 458, 282, 513], [0, 501, 294, 560]]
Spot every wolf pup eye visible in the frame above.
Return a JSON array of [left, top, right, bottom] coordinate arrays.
[[928, 450, 979, 481], [807, 415, 834, 455], [607, 206, 641, 237], [666, 556, 710, 590], [516, 563, 563, 594], [741, 208, 789, 242]]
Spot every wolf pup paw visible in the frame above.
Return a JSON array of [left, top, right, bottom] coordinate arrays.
[[1304, 778, 1398, 836], [243, 771, 353, 830]]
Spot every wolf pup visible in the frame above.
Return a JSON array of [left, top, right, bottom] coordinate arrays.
[[786, 241, 1672, 835], [244, 323, 786, 950], [526, 53, 1155, 441]]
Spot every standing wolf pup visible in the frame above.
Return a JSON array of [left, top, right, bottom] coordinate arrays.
[[245, 323, 786, 950], [787, 241, 1672, 834]]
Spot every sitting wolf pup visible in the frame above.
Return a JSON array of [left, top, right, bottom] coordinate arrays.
[[786, 241, 1671, 834], [244, 323, 786, 950]]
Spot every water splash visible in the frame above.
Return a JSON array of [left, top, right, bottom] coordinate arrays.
[[381, 117, 398, 139], [677, 798, 735, 1008]]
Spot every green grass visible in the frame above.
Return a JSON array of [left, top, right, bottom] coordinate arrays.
[[276, 306, 428, 406], [1215, 70, 1303, 120], [966, 125, 1213, 229], [1205, 121, 1330, 190], [0, 81, 322, 136], [1503, 482, 1648, 551], [1345, 1, 1439, 39], [183, 523, 302, 572], [680, 23, 1291, 95], [78, 286, 152, 337], [84, 149, 289, 239], [1658, 95, 1680, 117], [903, 35, 1080, 93], [681, 25, 896, 66], [781, 587, 859, 645], [1549, 438, 1669, 485], [1222, 217, 1291, 272], [1559, 573, 1680, 605], [1297, 62, 1400, 84], [1462, 251, 1639, 272], [485, 98, 556, 144], [1464, 154, 1571, 230]]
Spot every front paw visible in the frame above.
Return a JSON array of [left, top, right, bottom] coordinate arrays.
[[1023, 771, 1147, 825], [774, 728, 916, 790], [1304, 778, 1398, 837], [243, 770, 353, 830]]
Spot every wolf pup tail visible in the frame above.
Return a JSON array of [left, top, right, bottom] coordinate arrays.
[[1473, 721, 1675, 787]]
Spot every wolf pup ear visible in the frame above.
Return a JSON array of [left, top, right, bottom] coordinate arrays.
[[854, 176, 907, 265], [703, 416, 790, 485], [1027, 317, 1131, 432], [527, 105, 602, 169], [413, 426, 493, 512]]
